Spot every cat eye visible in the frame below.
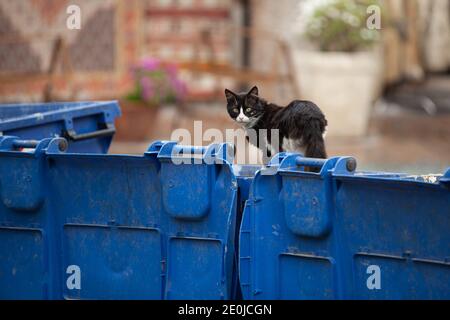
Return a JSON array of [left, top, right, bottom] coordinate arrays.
[[233, 108, 239, 113], [246, 108, 252, 112]]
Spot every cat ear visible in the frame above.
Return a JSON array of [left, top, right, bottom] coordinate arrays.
[[225, 89, 237, 104], [248, 86, 259, 96]]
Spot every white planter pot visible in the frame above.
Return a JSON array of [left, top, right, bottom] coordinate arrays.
[[293, 50, 383, 137]]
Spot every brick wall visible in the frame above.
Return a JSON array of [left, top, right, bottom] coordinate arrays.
[[0, 0, 240, 103], [0, 0, 123, 102]]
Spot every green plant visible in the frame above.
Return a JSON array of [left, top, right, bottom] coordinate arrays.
[[125, 58, 187, 107], [305, 0, 382, 52]]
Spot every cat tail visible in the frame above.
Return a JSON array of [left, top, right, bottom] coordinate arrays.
[[304, 120, 327, 159]]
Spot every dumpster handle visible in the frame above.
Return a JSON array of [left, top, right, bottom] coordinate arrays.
[[12, 139, 40, 149], [172, 145, 207, 155], [295, 156, 357, 172], [63, 123, 115, 141], [295, 157, 327, 168], [7, 138, 68, 152]]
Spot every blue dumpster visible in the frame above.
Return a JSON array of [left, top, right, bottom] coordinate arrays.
[[1, 135, 449, 300], [0, 101, 121, 154], [239, 153, 450, 299], [0, 138, 238, 299]]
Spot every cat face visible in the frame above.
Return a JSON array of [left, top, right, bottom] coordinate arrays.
[[225, 86, 264, 126]]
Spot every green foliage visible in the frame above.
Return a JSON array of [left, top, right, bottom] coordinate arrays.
[[305, 0, 382, 52]]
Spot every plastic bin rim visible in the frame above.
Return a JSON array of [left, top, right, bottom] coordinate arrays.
[[0, 101, 121, 130]]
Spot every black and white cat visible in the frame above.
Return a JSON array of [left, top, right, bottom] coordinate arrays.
[[225, 86, 328, 161]]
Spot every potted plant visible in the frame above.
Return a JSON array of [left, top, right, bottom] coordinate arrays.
[[116, 58, 187, 141], [293, 0, 384, 137]]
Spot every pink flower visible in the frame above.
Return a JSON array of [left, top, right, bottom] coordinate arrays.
[[140, 77, 154, 102], [129, 57, 188, 104], [170, 77, 187, 101], [164, 63, 178, 77], [139, 58, 161, 71]]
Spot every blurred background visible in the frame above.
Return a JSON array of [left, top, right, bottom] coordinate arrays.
[[0, 0, 449, 173]]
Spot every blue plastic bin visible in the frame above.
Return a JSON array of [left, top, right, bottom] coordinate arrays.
[[1, 136, 449, 300], [239, 153, 450, 300], [0, 101, 121, 154], [0, 138, 237, 299]]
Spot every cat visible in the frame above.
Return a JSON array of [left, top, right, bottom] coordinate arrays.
[[225, 86, 328, 163]]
